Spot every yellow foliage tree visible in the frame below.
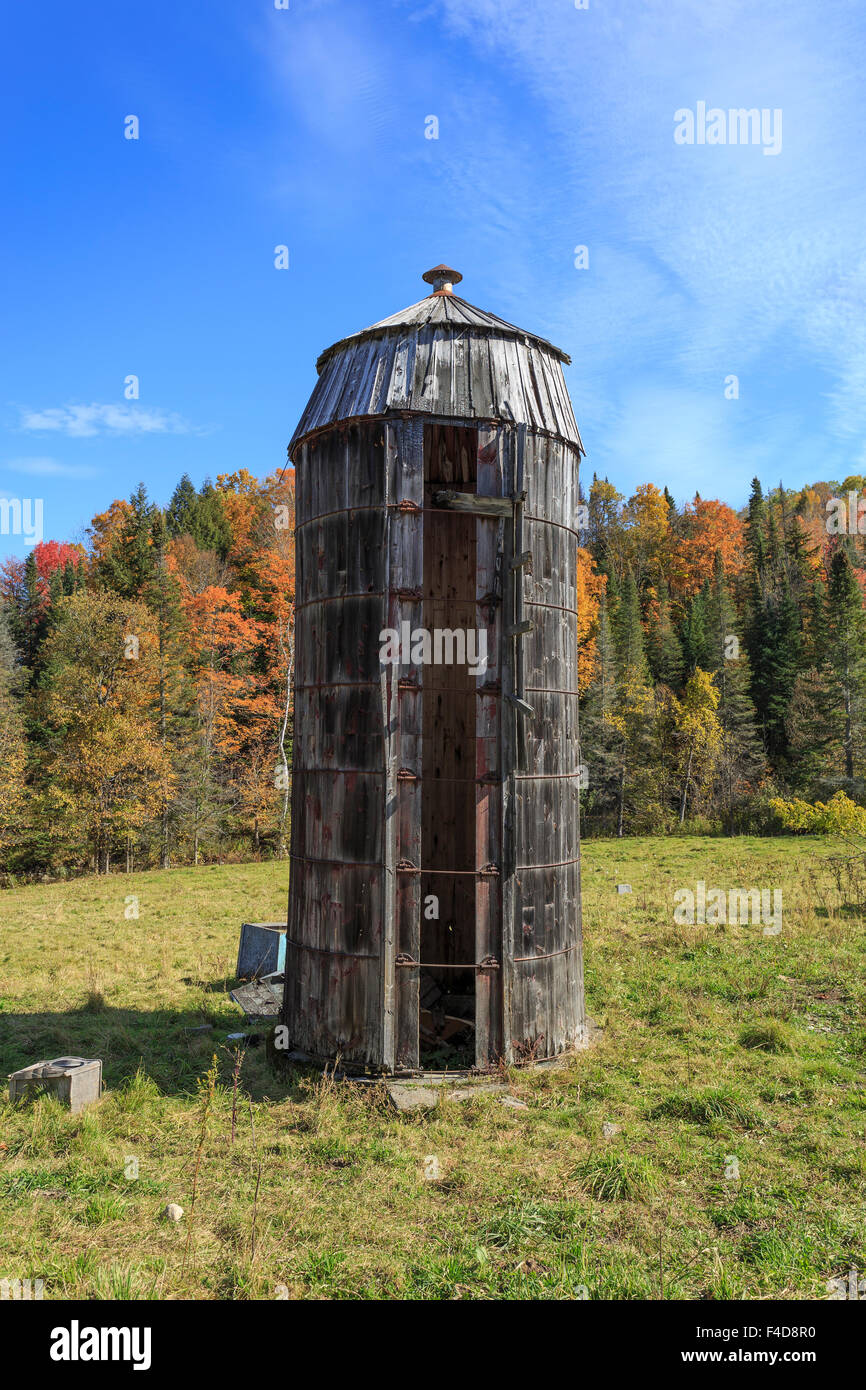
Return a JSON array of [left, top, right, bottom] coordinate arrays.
[[769, 790, 866, 835], [0, 683, 26, 856], [622, 483, 672, 591], [40, 591, 174, 872], [604, 665, 655, 837], [674, 668, 722, 824]]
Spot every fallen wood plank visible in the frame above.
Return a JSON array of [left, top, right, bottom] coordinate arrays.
[[432, 490, 514, 518]]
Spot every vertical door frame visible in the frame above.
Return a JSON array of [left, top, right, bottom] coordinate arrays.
[[382, 417, 425, 1071], [500, 425, 518, 1064], [475, 423, 508, 1067]]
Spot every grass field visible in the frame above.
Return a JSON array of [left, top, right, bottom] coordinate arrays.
[[1, 836, 864, 1301]]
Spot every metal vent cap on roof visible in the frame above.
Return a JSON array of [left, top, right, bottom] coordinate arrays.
[[421, 263, 463, 294]]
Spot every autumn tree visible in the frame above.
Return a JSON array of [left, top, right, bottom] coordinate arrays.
[[621, 484, 671, 593], [0, 606, 26, 861], [674, 668, 722, 824], [179, 583, 276, 857], [143, 511, 193, 867], [39, 591, 173, 872], [579, 589, 621, 824], [674, 497, 746, 605], [605, 571, 656, 835], [576, 547, 605, 693], [586, 475, 625, 580]]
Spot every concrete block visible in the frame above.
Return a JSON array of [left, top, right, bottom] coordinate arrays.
[[9, 1057, 102, 1113]]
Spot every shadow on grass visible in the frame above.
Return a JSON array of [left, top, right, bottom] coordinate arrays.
[[179, 975, 238, 994], [812, 903, 865, 920], [0, 1003, 306, 1102]]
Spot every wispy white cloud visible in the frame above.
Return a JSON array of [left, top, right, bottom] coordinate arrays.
[[257, 1, 410, 157], [3, 456, 98, 478], [418, 0, 866, 473], [245, 0, 864, 502], [18, 403, 203, 438], [594, 383, 805, 501]]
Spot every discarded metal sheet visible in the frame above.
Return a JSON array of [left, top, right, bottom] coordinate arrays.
[[236, 922, 287, 979], [230, 972, 284, 1019]]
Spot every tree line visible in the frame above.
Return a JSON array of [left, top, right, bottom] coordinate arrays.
[[577, 475, 866, 835], [1, 466, 864, 881], [0, 470, 294, 878]]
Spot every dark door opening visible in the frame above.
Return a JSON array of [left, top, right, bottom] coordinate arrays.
[[419, 424, 478, 1068]]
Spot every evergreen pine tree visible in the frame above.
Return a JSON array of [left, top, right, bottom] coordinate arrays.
[[646, 583, 683, 687], [96, 483, 157, 597], [680, 583, 710, 672], [703, 553, 764, 826], [612, 570, 647, 673], [0, 604, 27, 861], [607, 569, 656, 835], [10, 554, 49, 670], [825, 547, 866, 785], [142, 510, 194, 868], [166, 473, 199, 539], [745, 477, 768, 572], [194, 480, 233, 558], [578, 591, 621, 831], [744, 480, 803, 764]]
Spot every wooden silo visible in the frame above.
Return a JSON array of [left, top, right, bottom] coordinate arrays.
[[283, 265, 585, 1073]]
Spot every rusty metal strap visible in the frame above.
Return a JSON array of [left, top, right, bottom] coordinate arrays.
[[293, 681, 503, 693], [295, 680, 381, 690], [513, 944, 578, 963], [296, 504, 383, 531], [523, 513, 584, 540], [294, 591, 385, 612], [289, 853, 382, 870], [397, 773, 501, 784], [386, 505, 515, 520], [290, 856, 505, 874], [290, 771, 502, 785], [397, 864, 500, 876], [396, 956, 500, 970], [293, 682, 581, 694], [524, 600, 578, 617], [285, 938, 379, 961], [514, 856, 582, 870], [394, 687, 505, 698]]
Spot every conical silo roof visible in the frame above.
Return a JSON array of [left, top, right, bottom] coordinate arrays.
[[289, 265, 582, 457]]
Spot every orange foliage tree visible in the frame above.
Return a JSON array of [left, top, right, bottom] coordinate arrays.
[[577, 548, 605, 692], [670, 496, 747, 605]]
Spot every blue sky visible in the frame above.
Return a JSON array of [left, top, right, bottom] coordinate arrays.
[[2, 0, 865, 558]]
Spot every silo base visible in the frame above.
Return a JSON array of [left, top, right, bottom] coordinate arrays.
[[266, 1019, 600, 1081]]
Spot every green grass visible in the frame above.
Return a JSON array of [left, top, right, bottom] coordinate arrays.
[[739, 1021, 791, 1053], [0, 837, 864, 1300]]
